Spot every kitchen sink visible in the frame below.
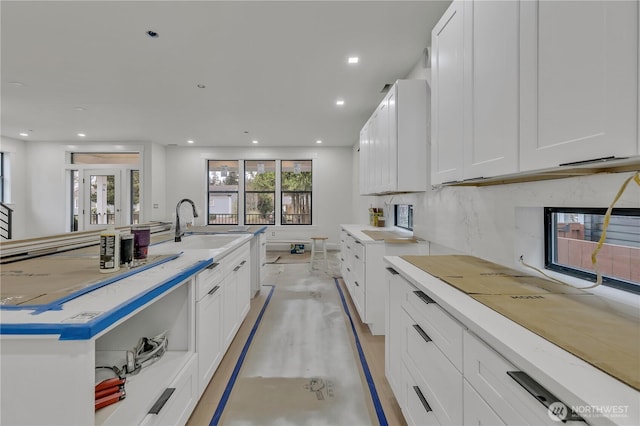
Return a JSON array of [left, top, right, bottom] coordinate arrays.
[[151, 233, 251, 256]]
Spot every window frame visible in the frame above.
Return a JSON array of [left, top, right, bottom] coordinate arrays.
[[244, 160, 276, 225], [394, 204, 413, 231], [207, 160, 240, 226], [544, 206, 640, 294], [280, 160, 313, 226]]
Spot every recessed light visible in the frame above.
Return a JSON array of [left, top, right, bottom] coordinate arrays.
[[19, 132, 28, 137], [77, 133, 86, 137], [252, 140, 259, 144], [336, 99, 345, 106], [348, 56, 359, 64], [74, 106, 86, 111], [146, 30, 159, 38], [9, 81, 25, 87], [187, 140, 194, 144], [197, 84, 206, 89], [316, 140, 322, 144]]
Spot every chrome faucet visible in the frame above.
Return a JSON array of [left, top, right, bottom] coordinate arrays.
[[175, 199, 199, 242]]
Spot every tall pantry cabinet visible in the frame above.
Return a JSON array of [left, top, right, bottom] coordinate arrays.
[[431, 0, 639, 185]]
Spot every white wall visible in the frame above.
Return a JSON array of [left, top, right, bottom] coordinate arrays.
[[0, 137, 28, 239], [2, 139, 162, 239], [165, 145, 354, 248]]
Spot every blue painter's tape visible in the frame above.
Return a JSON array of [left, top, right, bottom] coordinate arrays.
[[334, 278, 389, 426], [210, 285, 275, 426], [1, 254, 183, 313], [0, 259, 213, 340]]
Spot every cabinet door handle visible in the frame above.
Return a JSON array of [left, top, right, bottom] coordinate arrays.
[[206, 262, 220, 270], [355, 255, 360, 259], [386, 267, 399, 275], [347, 245, 351, 249], [355, 281, 360, 287], [413, 386, 432, 413], [506, 371, 583, 421], [148, 388, 175, 414], [347, 267, 351, 272], [413, 290, 435, 305], [208, 285, 220, 295], [234, 265, 241, 272], [413, 324, 432, 343]]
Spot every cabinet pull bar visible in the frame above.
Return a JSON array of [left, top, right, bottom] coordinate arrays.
[[413, 324, 432, 343], [347, 267, 351, 272], [413, 386, 432, 412], [386, 267, 399, 275], [355, 281, 360, 287], [355, 255, 360, 259], [559, 155, 620, 167], [413, 290, 435, 305], [206, 262, 220, 270], [208, 285, 220, 295], [506, 371, 583, 421], [233, 266, 241, 272], [240, 260, 247, 266], [148, 388, 175, 414]]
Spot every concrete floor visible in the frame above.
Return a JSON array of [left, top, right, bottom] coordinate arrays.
[[187, 252, 405, 426]]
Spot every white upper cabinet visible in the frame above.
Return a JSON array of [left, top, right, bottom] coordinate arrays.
[[359, 80, 428, 194], [431, 0, 639, 185], [463, 0, 519, 180], [431, 0, 465, 185], [519, 0, 638, 171]]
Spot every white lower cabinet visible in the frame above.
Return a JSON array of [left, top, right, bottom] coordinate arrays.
[[340, 225, 428, 335], [463, 330, 584, 426], [139, 355, 198, 426], [222, 243, 251, 351], [463, 380, 505, 426], [386, 266, 589, 426], [195, 262, 224, 395]]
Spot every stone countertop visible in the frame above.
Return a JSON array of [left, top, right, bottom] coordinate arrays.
[[384, 255, 640, 426], [0, 233, 252, 339]]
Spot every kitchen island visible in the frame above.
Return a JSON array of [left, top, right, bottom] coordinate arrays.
[[0, 229, 264, 426]]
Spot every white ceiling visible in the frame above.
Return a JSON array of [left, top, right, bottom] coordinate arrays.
[[1, 0, 451, 147]]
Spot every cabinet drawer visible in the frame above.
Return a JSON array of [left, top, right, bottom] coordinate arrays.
[[352, 240, 365, 262], [463, 331, 584, 426], [403, 308, 463, 426], [223, 244, 250, 277], [196, 262, 223, 301], [140, 354, 198, 426], [464, 379, 505, 426], [402, 281, 463, 371], [402, 362, 442, 426]]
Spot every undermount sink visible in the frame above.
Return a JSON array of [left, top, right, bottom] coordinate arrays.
[[151, 233, 251, 256]]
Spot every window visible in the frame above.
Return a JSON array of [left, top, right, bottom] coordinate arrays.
[[244, 161, 275, 225], [281, 160, 312, 225], [208, 160, 239, 225], [0, 152, 4, 203], [545, 207, 640, 294], [395, 204, 413, 230], [131, 170, 140, 224]]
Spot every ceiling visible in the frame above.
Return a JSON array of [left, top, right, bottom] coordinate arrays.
[[1, 0, 451, 148]]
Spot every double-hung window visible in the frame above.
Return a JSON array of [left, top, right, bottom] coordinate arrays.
[[207, 160, 239, 225], [281, 160, 312, 225], [244, 160, 275, 225]]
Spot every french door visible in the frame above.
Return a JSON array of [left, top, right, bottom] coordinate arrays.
[[82, 169, 123, 230]]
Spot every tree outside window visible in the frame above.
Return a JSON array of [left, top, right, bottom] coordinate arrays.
[[245, 161, 275, 225], [281, 160, 312, 225]]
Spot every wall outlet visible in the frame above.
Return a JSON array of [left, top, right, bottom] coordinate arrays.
[[271, 231, 276, 236]]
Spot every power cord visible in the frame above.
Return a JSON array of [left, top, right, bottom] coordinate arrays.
[[520, 171, 640, 290]]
